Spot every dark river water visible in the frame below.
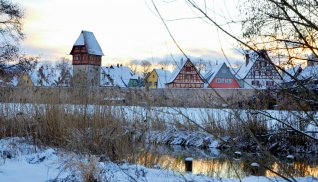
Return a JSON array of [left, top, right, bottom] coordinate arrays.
[[134, 145, 318, 178]]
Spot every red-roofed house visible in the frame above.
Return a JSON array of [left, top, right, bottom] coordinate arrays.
[[205, 63, 240, 88]]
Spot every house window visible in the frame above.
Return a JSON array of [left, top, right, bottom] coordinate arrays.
[[225, 79, 232, 83], [216, 78, 224, 83], [266, 70, 272, 76], [152, 75, 155, 78], [252, 80, 260, 86], [185, 67, 191, 71], [261, 61, 267, 67], [185, 74, 193, 80], [266, 81, 274, 86], [155, 82, 157, 86]]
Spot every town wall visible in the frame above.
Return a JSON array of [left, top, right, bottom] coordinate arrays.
[[0, 87, 258, 108]]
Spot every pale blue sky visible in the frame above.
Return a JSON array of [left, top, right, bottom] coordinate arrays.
[[19, 0, 243, 65]]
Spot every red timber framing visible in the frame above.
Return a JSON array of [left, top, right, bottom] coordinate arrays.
[[167, 59, 205, 88], [70, 46, 101, 66]]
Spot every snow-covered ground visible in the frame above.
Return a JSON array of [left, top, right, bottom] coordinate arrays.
[[0, 137, 316, 182]]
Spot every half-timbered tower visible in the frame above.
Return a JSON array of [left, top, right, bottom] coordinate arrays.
[[237, 50, 282, 89], [166, 59, 205, 88], [205, 63, 240, 88], [70, 30, 104, 87]]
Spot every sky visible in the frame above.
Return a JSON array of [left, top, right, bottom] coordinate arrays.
[[19, 0, 243, 66]]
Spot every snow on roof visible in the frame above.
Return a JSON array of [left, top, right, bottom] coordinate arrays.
[[204, 63, 224, 84], [167, 60, 187, 83], [230, 67, 240, 75], [100, 65, 135, 87], [27, 63, 73, 87], [10, 76, 18, 86], [236, 50, 269, 79], [297, 65, 318, 81], [154, 69, 172, 88], [73, 30, 104, 56], [283, 64, 302, 82], [236, 59, 255, 79]]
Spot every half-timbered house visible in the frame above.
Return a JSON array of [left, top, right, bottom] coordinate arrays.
[[70, 30, 104, 87], [205, 63, 240, 88], [166, 59, 205, 88], [236, 50, 282, 89]]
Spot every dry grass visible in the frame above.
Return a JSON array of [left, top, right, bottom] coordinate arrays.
[[0, 103, 136, 161]]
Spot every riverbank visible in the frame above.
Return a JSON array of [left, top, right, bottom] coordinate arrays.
[[0, 137, 316, 182]]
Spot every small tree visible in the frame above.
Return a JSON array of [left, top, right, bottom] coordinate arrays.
[[140, 60, 152, 77]]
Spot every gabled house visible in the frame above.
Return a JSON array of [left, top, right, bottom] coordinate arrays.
[[100, 64, 135, 87], [166, 59, 205, 88], [204, 63, 240, 88], [236, 50, 282, 89], [17, 72, 34, 87], [145, 68, 171, 88]]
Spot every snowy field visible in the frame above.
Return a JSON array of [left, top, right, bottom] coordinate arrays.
[[0, 137, 316, 182]]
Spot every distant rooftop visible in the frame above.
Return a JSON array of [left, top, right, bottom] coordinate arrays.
[[72, 30, 104, 56]]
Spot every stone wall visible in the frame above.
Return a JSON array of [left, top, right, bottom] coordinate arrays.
[[0, 86, 258, 107]]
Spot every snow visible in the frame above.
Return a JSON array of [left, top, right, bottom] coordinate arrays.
[[236, 58, 255, 79], [0, 137, 315, 182], [236, 50, 273, 79], [10, 76, 18, 86], [147, 129, 219, 148], [28, 63, 72, 87], [287, 155, 295, 159], [100, 65, 135, 87], [74, 32, 85, 45], [185, 157, 193, 161], [167, 59, 187, 83], [73, 30, 104, 56], [204, 63, 224, 84], [250, 163, 260, 167], [283, 64, 302, 82], [155, 69, 172, 88], [297, 65, 318, 81]]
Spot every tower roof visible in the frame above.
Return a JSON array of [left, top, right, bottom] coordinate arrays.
[[71, 30, 104, 56]]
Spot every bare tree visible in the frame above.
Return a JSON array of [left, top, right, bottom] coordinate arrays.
[[140, 60, 152, 77], [127, 59, 139, 74], [0, 0, 38, 74]]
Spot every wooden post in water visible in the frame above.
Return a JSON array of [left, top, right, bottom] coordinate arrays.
[[185, 157, 193, 172], [250, 162, 260, 176]]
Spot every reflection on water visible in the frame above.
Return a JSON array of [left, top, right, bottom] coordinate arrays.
[[134, 146, 318, 178]]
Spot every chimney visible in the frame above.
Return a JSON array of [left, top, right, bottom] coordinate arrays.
[[245, 54, 250, 66]]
